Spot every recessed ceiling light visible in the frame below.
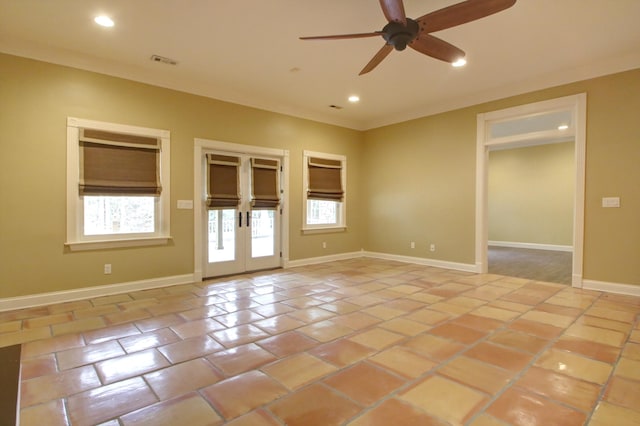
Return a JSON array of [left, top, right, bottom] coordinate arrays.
[[558, 124, 569, 130], [452, 58, 467, 67], [348, 95, 360, 103], [94, 15, 114, 27]]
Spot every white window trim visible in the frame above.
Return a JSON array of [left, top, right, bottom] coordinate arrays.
[[65, 117, 171, 251], [302, 150, 347, 234]]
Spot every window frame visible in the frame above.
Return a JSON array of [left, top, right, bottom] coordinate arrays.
[[302, 150, 346, 233], [65, 117, 171, 251]]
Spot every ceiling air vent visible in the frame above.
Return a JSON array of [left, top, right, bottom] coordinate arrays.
[[329, 105, 343, 110], [150, 55, 178, 66]]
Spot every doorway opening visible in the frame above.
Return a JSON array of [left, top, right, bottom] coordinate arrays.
[[475, 94, 586, 287], [194, 139, 289, 281]]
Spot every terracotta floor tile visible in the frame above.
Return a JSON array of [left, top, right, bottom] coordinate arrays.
[[369, 346, 435, 378], [298, 320, 354, 342], [587, 306, 636, 323], [20, 354, 58, 380], [404, 308, 450, 325], [309, 338, 376, 367], [553, 335, 621, 363], [488, 329, 549, 354], [19, 399, 68, 426], [170, 318, 226, 340], [348, 327, 405, 350], [201, 370, 288, 420], [405, 292, 444, 304], [535, 348, 613, 384], [589, 402, 640, 426], [207, 343, 277, 376], [57, 340, 125, 370], [535, 303, 584, 318], [158, 335, 224, 364], [23, 312, 74, 329], [622, 342, 640, 361], [430, 301, 474, 315], [348, 398, 448, 426], [253, 314, 304, 334], [578, 315, 633, 333], [488, 299, 532, 313], [487, 387, 586, 426], [118, 328, 181, 354], [402, 334, 465, 362], [120, 393, 223, 426], [519, 310, 575, 328], [67, 377, 158, 425], [516, 366, 601, 411], [214, 309, 265, 327], [331, 312, 382, 330], [604, 376, 640, 411], [381, 298, 425, 312], [324, 362, 405, 405], [135, 313, 186, 332], [468, 413, 511, 426], [287, 307, 335, 323], [378, 317, 431, 336], [83, 323, 141, 345], [261, 352, 336, 389], [429, 323, 487, 344], [564, 323, 627, 347], [95, 348, 170, 384], [225, 408, 281, 426], [318, 300, 362, 315], [451, 314, 504, 332], [144, 358, 223, 400], [399, 375, 488, 424], [250, 302, 296, 318], [614, 357, 640, 381], [464, 342, 533, 372], [361, 305, 405, 320], [256, 329, 314, 354], [268, 383, 361, 426], [509, 318, 564, 339], [471, 305, 521, 321], [438, 356, 514, 394], [21, 364, 101, 407], [52, 317, 107, 336], [21, 333, 85, 358]]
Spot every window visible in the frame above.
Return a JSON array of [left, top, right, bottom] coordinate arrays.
[[66, 117, 170, 250], [302, 150, 346, 232]]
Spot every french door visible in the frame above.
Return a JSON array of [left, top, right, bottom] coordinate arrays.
[[203, 152, 282, 278]]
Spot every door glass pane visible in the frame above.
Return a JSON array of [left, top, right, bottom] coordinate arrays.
[[251, 210, 275, 258], [208, 209, 236, 263]]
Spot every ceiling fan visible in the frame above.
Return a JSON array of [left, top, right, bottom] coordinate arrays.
[[300, 0, 516, 75]]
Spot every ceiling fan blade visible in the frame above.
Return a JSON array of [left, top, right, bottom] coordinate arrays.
[[359, 44, 394, 75], [300, 31, 382, 41], [409, 34, 465, 63], [417, 0, 516, 33], [379, 0, 407, 25]]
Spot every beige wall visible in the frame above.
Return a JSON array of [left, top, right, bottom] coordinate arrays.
[[364, 68, 640, 286], [488, 142, 575, 246], [0, 53, 364, 298], [1, 53, 639, 299]]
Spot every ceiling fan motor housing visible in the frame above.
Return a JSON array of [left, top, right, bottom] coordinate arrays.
[[382, 18, 419, 51]]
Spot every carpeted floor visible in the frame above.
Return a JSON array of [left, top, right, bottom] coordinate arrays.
[[488, 246, 572, 285]]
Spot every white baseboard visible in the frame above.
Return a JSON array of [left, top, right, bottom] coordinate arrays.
[[489, 241, 573, 252], [285, 251, 364, 268], [582, 279, 640, 297], [0, 274, 195, 313], [363, 251, 480, 273]]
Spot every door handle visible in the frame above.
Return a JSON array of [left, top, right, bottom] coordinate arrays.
[[239, 211, 242, 227], [246, 211, 250, 227]]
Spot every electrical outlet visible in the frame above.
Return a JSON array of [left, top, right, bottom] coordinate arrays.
[[104, 264, 112, 274], [430, 244, 436, 252], [322, 242, 327, 249], [410, 241, 415, 249]]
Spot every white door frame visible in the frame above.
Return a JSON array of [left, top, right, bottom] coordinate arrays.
[[193, 138, 289, 281], [475, 93, 587, 287]]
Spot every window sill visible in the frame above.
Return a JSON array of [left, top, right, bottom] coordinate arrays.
[[301, 226, 346, 235], [65, 236, 172, 251]]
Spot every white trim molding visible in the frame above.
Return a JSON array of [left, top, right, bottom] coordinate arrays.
[[582, 279, 640, 297], [285, 251, 363, 268], [0, 274, 195, 312], [364, 251, 480, 273], [488, 241, 573, 252]]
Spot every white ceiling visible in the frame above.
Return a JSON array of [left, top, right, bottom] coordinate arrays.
[[1, 0, 639, 130]]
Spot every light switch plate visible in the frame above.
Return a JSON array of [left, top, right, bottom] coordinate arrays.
[[177, 200, 194, 209], [602, 197, 620, 208]]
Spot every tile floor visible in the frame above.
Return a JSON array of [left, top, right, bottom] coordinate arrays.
[[1, 258, 640, 425]]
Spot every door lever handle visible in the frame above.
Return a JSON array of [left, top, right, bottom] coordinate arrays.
[[246, 211, 250, 227], [239, 211, 242, 227]]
